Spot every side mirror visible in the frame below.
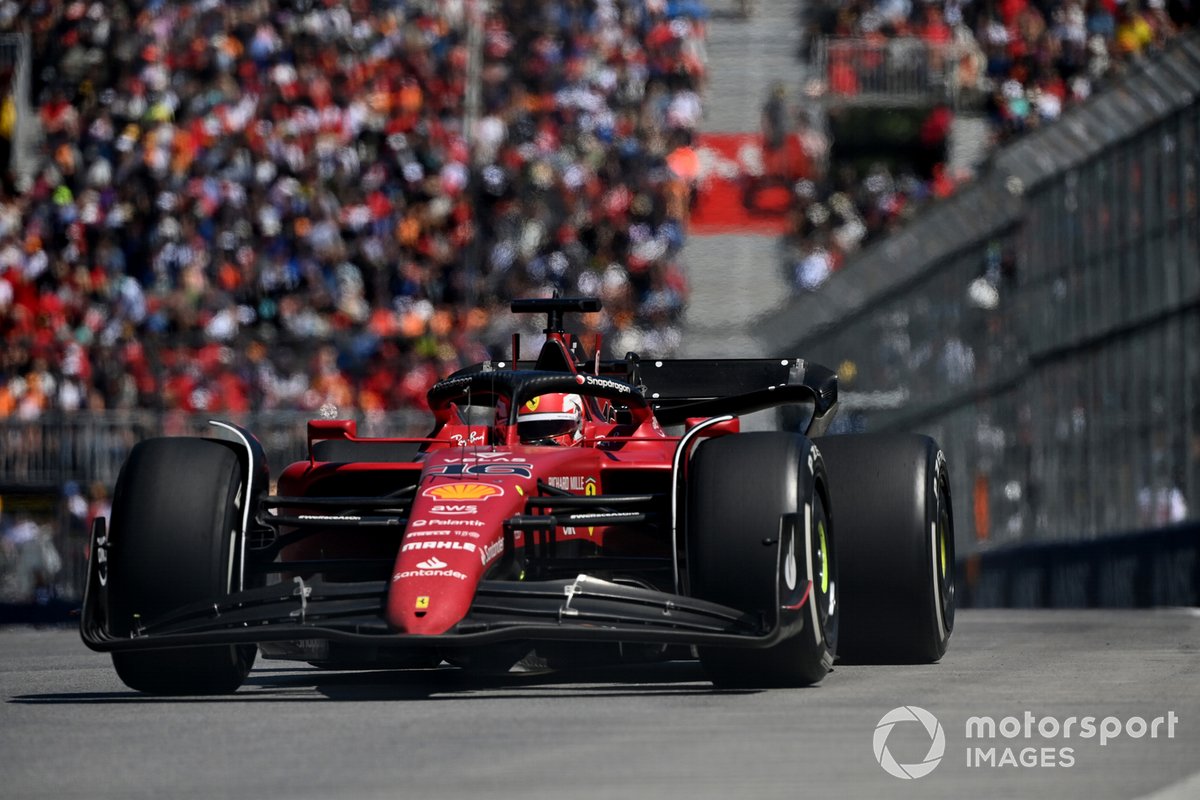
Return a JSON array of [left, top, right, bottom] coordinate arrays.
[[684, 417, 740, 437], [308, 419, 357, 440]]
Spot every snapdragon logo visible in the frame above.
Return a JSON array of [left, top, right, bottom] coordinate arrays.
[[873, 706, 946, 779]]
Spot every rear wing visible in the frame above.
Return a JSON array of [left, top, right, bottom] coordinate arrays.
[[629, 357, 838, 435], [495, 296, 838, 434], [445, 356, 838, 436]]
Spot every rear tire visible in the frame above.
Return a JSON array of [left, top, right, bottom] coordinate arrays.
[[815, 433, 954, 664], [107, 437, 257, 694], [686, 433, 837, 687]]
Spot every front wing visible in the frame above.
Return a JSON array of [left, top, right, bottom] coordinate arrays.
[[80, 551, 811, 655]]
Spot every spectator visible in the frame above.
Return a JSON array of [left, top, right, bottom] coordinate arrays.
[[1116, 2, 1156, 57]]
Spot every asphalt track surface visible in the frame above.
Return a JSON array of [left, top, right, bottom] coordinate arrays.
[[3, 609, 1199, 800]]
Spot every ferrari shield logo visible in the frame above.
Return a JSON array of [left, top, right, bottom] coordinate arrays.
[[415, 596, 430, 610]]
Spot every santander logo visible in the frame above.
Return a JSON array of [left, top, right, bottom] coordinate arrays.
[[416, 556, 449, 570]]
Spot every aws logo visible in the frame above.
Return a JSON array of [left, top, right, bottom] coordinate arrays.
[[422, 482, 504, 501]]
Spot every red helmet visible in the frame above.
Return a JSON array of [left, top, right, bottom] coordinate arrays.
[[517, 393, 584, 446]]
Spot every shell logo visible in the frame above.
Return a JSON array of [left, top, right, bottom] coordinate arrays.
[[423, 482, 504, 501]]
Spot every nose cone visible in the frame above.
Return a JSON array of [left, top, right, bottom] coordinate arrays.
[[386, 475, 526, 634], [387, 547, 483, 634]]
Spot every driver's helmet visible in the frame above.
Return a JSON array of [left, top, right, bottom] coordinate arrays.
[[517, 393, 584, 446]]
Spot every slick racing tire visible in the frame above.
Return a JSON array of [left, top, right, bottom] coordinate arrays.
[[815, 433, 954, 664], [686, 432, 837, 687], [107, 437, 257, 694]]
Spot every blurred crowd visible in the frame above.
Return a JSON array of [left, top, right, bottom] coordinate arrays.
[[811, 0, 1187, 130], [784, 0, 1194, 290], [0, 0, 704, 417]]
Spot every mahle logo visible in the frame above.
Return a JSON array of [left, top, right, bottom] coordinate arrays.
[[874, 706, 946, 779]]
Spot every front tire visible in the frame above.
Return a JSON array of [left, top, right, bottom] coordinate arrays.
[[686, 432, 837, 687], [107, 437, 257, 694], [816, 433, 954, 663]]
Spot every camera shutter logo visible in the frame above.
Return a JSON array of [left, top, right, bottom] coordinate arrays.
[[873, 706, 946, 779]]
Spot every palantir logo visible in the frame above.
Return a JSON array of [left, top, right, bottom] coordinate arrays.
[[874, 706, 946, 779]]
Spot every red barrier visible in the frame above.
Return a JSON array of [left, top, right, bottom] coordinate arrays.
[[688, 133, 808, 236]]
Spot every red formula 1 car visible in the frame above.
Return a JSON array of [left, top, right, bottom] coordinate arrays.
[[81, 297, 955, 693]]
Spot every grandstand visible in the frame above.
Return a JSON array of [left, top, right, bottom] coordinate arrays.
[[0, 0, 700, 423]]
